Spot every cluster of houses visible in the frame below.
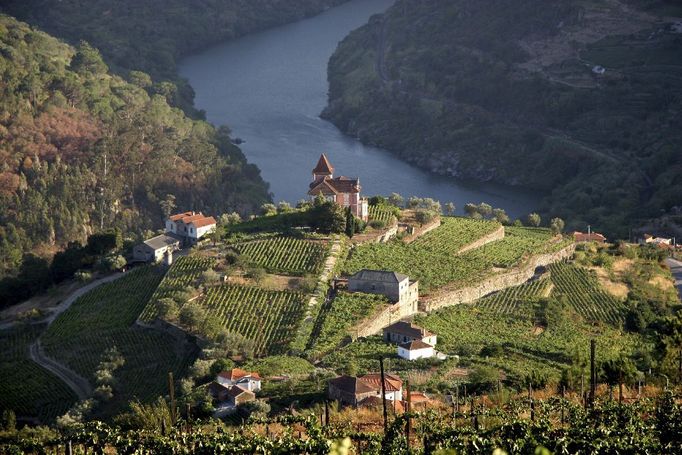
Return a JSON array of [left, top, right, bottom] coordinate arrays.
[[328, 372, 432, 412], [642, 234, 678, 251], [208, 368, 261, 410], [133, 211, 217, 263]]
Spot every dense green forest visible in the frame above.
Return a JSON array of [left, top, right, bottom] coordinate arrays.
[[323, 0, 682, 236], [0, 15, 271, 282], [0, 0, 349, 113]]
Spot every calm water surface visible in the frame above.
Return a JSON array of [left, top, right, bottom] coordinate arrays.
[[179, 0, 539, 217]]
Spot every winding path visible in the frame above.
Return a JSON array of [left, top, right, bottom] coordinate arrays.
[[24, 272, 126, 401]]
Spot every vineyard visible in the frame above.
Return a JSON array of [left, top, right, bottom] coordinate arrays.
[[550, 262, 626, 325], [201, 284, 306, 355], [41, 267, 198, 416], [344, 221, 570, 292], [5, 393, 682, 454], [368, 204, 398, 225], [139, 256, 215, 322], [411, 292, 640, 384], [475, 278, 552, 316], [0, 324, 77, 423], [233, 237, 329, 275], [308, 291, 389, 356]]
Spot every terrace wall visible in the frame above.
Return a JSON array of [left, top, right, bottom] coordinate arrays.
[[420, 243, 576, 312], [457, 225, 505, 254], [351, 243, 576, 337]]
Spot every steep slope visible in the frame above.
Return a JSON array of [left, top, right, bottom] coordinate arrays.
[[0, 0, 349, 112], [323, 0, 682, 236], [0, 15, 270, 277]]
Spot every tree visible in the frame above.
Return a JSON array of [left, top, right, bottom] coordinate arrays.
[[1, 410, 16, 432], [277, 201, 293, 213], [160, 194, 176, 219], [527, 213, 542, 227], [493, 208, 510, 225], [201, 269, 220, 286], [308, 201, 345, 234], [219, 212, 241, 225], [209, 358, 235, 377], [464, 203, 479, 218], [179, 303, 207, 332], [601, 356, 637, 401], [87, 230, 122, 255], [70, 41, 108, 75], [414, 209, 436, 226], [468, 366, 500, 393], [550, 217, 565, 235], [388, 193, 404, 207], [444, 202, 456, 216], [345, 207, 355, 238], [261, 203, 277, 216], [156, 298, 180, 320], [477, 203, 493, 219], [128, 70, 152, 89]]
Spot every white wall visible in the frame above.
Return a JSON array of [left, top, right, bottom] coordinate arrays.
[[398, 346, 434, 361]]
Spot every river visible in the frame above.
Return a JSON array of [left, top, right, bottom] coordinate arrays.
[[179, 0, 539, 217]]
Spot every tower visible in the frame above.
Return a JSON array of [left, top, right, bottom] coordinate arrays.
[[312, 153, 334, 181]]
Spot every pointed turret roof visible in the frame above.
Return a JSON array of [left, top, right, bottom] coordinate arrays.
[[313, 154, 334, 175]]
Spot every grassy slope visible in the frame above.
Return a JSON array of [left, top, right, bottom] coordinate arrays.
[[323, 0, 682, 236]]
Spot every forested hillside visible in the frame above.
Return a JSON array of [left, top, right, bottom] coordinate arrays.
[[0, 15, 270, 279], [0, 0, 349, 113], [323, 0, 682, 236]]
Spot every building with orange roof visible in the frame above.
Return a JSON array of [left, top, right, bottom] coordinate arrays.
[[328, 373, 403, 406], [308, 154, 369, 221], [165, 211, 217, 245], [216, 368, 262, 392]]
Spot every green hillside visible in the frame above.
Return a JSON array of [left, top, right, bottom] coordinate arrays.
[[0, 15, 270, 284], [0, 0, 349, 113], [323, 0, 682, 236]]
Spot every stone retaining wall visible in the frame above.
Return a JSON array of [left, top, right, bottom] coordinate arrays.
[[457, 225, 505, 254], [420, 244, 576, 312]]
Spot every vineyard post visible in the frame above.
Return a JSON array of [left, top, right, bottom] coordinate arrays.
[[168, 372, 176, 425], [380, 357, 388, 435], [455, 384, 459, 415], [325, 400, 329, 426], [529, 384, 535, 422], [66, 440, 72, 455], [589, 339, 596, 407], [619, 372, 623, 404], [406, 379, 411, 454], [471, 395, 478, 430], [561, 386, 565, 424]]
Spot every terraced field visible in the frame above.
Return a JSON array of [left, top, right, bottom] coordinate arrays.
[[41, 267, 198, 416], [139, 256, 214, 322], [368, 205, 398, 225], [549, 262, 626, 325], [0, 325, 77, 423], [476, 278, 552, 316], [202, 285, 306, 355], [234, 237, 329, 275], [344, 219, 570, 292]]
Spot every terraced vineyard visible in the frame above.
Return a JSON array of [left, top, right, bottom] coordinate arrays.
[[308, 291, 389, 356], [0, 325, 77, 423], [234, 237, 329, 275], [344, 220, 570, 292], [139, 255, 214, 321], [202, 285, 306, 355], [476, 278, 553, 316], [549, 262, 626, 325], [368, 205, 398, 225], [41, 267, 197, 416]]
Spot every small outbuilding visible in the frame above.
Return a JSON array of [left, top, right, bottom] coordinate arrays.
[[133, 234, 180, 263], [397, 339, 435, 361], [383, 321, 437, 346]]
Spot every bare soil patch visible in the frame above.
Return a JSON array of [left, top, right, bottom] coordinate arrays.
[[590, 266, 629, 299]]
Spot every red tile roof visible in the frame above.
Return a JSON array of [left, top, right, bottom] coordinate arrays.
[[308, 176, 360, 196], [329, 375, 376, 394], [383, 321, 434, 339], [572, 231, 606, 243], [399, 340, 433, 351], [191, 216, 217, 228], [313, 154, 334, 175], [217, 368, 261, 381], [227, 385, 255, 399], [169, 211, 195, 221], [359, 373, 403, 392]]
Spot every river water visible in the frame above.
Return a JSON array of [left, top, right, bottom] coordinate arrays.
[[179, 0, 539, 217]]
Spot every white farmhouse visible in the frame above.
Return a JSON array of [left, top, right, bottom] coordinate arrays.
[[165, 211, 217, 245], [132, 234, 180, 263], [216, 368, 262, 393], [398, 339, 435, 361]]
